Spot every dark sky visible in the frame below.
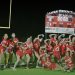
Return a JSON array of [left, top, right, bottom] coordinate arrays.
[[0, 0, 75, 40]]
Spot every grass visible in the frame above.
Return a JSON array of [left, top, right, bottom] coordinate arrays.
[[0, 68, 75, 75]]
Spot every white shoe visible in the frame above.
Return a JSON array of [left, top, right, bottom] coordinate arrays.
[[11, 67, 16, 71], [36, 66, 40, 68], [63, 69, 66, 72], [67, 70, 70, 72], [4, 65, 6, 69], [25, 67, 29, 69]]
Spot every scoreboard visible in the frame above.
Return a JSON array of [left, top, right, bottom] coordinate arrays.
[[45, 10, 75, 34]]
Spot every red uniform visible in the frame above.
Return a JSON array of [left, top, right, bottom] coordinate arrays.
[[0, 44, 4, 53], [68, 45, 74, 51], [1, 39, 9, 52], [53, 45, 60, 60], [65, 56, 73, 68], [1, 39, 8, 47], [41, 61, 46, 66], [8, 40, 14, 53], [13, 38, 19, 44], [72, 42, 75, 51], [50, 38, 56, 43], [49, 63, 56, 70], [50, 38, 56, 47], [46, 44, 52, 53], [47, 57, 56, 70], [24, 48, 32, 56], [23, 42, 33, 56], [10, 38, 19, 53], [16, 47, 23, 59], [40, 50, 46, 66], [33, 39, 40, 53], [66, 45, 74, 52], [60, 44, 66, 55], [44, 57, 56, 70]]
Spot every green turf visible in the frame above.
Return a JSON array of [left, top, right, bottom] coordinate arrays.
[[0, 68, 75, 75]]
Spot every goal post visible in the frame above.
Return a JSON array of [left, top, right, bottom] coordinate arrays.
[[0, 0, 12, 29]]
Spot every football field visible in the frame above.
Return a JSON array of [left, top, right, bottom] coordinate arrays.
[[0, 68, 75, 75]]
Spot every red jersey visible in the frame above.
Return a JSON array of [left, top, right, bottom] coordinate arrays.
[[53, 45, 60, 59], [12, 38, 19, 45], [60, 44, 66, 55], [45, 57, 56, 70], [65, 56, 73, 68], [66, 45, 74, 52], [23, 42, 33, 56], [0, 44, 4, 53], [49, 63, 56, 70], [50, 38, 56, 43], [8, 40, 14, 53], [46, 44, 52, 52], [24, 48, 32, 56], [1, 39, 8, 47], [68, 45, 74, 51], [1, 39, 9, 52], [16, 47, 23, 59], [72, 42, 75, 51], [33, 39, 40, 53]]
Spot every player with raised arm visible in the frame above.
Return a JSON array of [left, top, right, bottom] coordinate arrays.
[[33, 34, 44, 68], [53, 41, 61, 63], [49, 34, 57, 48], [23, 36, 33, 69], [58, 34, 66, 44], [44, 39, 53, 55]]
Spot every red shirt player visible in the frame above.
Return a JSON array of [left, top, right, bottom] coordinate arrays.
[[33, 34, 44, 68], [16, 45, 24, 59], [23, 36, 33, 56], [64, 51, 74, 71], [1, 34, 9, 52], [11, 33, 19, 45], [11, 33, 19, 54], [8, 40, 14, 53], [49, 34, 57, 48], [44, 55, 56, 70], [33, 35, 43, 53], [60, 42, 66, 56], [0, 44, 4, 54], [39, 46, 47, 67], [22, 36, 33, 68], [53, 41, 61, 60], [66, 42, 74, 56], [44, 39, 52, 54]]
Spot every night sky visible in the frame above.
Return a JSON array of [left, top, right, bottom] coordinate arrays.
[[0, 0, 75, 41]]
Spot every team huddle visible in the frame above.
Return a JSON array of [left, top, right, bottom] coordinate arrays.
[[0, 33, 75, 72]]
